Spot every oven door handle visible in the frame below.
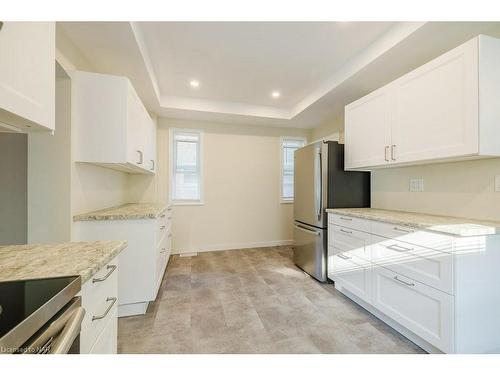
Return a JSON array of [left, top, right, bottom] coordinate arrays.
[[22, 298, 85, 354], [51, 307, 85, 354]]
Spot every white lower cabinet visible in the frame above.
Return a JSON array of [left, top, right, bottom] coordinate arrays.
[[328, 246, 372, 303], [74, 209, 172, 317], [371, 235, 453, 294], [371, 266, 454, 353], [89, 309, 118, 354], [80, 257, 119, 354], [328, 212, 500, 353]]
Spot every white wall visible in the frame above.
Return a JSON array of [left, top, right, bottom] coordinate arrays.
[[28, 78, 72, 243], [129, 118, 309, 254], [372, 158, 500, 221], [309, 116, 344, 143], [0, 133, 27, 245]]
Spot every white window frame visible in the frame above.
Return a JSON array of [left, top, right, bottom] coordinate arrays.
[[280, 136, 307, 204], [169, 128, 204, 205]]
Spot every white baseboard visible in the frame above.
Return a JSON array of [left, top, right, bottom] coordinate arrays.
[[172, 239, 293, 255]]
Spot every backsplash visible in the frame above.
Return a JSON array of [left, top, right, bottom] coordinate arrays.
[[371, 157, 500, 221]]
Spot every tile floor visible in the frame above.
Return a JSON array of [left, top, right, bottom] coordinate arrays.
[[118, 246, 425, 354]]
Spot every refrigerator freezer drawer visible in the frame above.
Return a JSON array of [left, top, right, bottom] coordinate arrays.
[[293, 222, 327, 282]]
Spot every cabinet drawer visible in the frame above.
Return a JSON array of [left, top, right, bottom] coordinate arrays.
[[371, 266, 454, 353], [89, 308, 117, 354], [80, 258, 118, 353], [328, 224, 371, 261], [371, 220, 453, 253], [328, 248, 372, 303], [371, 235, 453, 294], [329, 214, 371, 232]]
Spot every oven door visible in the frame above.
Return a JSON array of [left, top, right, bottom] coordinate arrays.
[[22, 297, 85, 354]]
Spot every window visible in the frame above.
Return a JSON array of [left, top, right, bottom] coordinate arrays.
[[170, 129, 203, 204], [280, 137, 306, 202]]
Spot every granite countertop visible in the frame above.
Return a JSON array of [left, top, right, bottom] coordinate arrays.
[[73, 203, 169, 221], [326, 208, 500, 237], [0, 240, 126, 283]]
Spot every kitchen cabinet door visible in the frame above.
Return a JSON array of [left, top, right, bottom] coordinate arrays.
[[126, 84, 147, 168], [371, 266, 454, 353], [344, 86, 392, 169], [389, 38, 479, 164], [0, 22, 55, 131], [89, 309, 118, 354], [329, 248, 372, 303], [145, 113, 156, 173]]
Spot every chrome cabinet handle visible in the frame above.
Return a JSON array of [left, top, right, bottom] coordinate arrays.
[[385, 146, 390, 162], [339, 216, 352, 221], [150, 159, 155, 171], [385, 243, 413, 252], [92, 297, 117, 321], [340, 228, 352, 234], [393, 226, 412, 233], [160, 225, 166, 230], [92, 265, 116, 283], [336, 253, 352, 260], [136, 150, 143, 164], [391, 145, 396, 161], [393, 276, 415, 287], [160, 213, 166, 218]]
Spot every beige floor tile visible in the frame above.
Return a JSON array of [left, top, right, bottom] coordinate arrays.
[[117, 246, 425, 354]]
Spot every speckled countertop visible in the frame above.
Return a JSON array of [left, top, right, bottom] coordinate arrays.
[[326, 208, 500, 237], [73, 203, 169, 221], [0, 241, 126, 283]]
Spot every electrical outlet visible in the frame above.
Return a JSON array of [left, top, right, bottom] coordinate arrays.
[[495, 175, 500, 192], [409, 178, 424, 192]]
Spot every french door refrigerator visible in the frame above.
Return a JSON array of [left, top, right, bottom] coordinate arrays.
[[293, 141, 370, 282]]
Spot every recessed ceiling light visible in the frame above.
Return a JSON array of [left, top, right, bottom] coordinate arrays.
[[271, 91, 281, 98], [190, 80, 200, 88]]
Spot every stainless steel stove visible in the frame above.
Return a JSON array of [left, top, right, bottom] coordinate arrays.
[[0, 276, 84, 354]]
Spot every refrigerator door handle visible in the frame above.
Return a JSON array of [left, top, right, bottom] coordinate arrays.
[[294, 224, 321, 236], [316, 150, 322, 221]]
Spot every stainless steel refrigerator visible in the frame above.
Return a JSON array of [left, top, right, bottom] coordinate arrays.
[[293, 141, 370, 282]]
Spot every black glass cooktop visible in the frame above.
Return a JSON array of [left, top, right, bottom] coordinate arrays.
[[0, 276, 78, 338]]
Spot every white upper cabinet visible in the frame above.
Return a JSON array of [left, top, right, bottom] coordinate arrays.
[[345, 35, 500, 170], [345, 87, 392, 169], [0, 22, 55, 132], [72, 71, 156, 174]]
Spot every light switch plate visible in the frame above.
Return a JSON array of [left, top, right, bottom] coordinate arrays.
[[410, 178, 424, 192], [495, 175, 500, 192]]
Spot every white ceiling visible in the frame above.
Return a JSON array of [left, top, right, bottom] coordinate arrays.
[[59, 21, 500, 129], [138, 22, 394, 109]]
